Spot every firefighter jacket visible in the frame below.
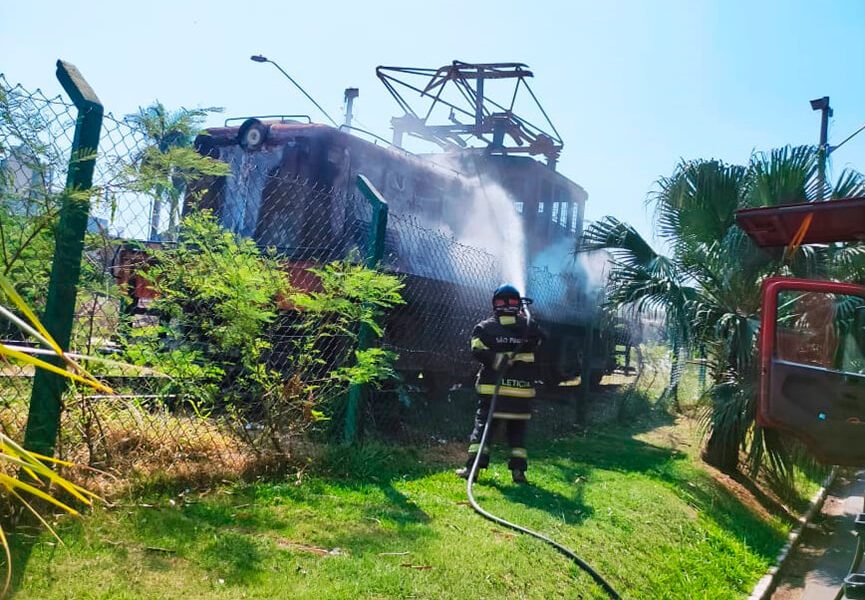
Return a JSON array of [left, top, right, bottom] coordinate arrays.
[[470, 314, 544, 419]]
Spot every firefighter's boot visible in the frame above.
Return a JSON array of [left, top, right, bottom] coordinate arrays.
[[455, 467, 479, 482], [511, 469, 528, 484]]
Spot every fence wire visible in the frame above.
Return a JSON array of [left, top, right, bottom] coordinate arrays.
[[1, 74, 639, 481], [0, 77, 76, 439]]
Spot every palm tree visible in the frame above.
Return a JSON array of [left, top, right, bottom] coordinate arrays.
[[581, 146, 865, 474], [125, 102, 223, 240]]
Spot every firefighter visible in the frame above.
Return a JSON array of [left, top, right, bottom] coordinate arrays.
[[456, 284, 544, 484]]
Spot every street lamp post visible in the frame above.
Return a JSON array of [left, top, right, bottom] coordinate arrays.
[[250, 54, 338, 127], [809, 96, 865, 202], [810, 96, 832, 202]]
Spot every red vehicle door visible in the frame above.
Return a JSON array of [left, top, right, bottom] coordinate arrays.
[[758, 277, 865, 465]]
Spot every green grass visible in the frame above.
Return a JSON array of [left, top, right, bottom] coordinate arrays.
[[9, 418, 795, 600]]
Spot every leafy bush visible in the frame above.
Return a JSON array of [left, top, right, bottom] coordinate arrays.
[[125, 211, 405, 454], [124, 210, 288, 409]]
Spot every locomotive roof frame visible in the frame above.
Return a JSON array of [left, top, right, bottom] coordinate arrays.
[[376, 61, 564, 168]]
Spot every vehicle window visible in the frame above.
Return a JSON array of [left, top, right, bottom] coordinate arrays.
[[775, 291, 865, 373]]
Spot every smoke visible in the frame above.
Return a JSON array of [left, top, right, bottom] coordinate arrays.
[[529, 237, 575, 275], [455, 177, 527, 293], [528, 236, 609, 295], [426, 155, 527, 294], [576, 249, 610, 293]]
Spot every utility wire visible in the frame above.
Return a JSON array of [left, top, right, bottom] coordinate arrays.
[[831, 123, 865, 154]]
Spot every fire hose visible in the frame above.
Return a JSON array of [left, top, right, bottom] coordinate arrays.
[[464, 303, 621, 599]]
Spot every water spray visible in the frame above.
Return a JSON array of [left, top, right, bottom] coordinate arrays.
[[466, 154, 527, 293], [464, 298, 620, 599]]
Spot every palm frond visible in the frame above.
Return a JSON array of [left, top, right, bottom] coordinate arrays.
[[579, 216, 661, 269], [651, 159, 747, 248], [745, 145, 821, 207], [0, 277, 106, 592], [830, 166, 865, 199], [747, 425, 792, 481]]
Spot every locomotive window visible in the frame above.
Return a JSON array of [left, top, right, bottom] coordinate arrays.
[[515, 201, 524, 214], [538, 202, 545, 213]]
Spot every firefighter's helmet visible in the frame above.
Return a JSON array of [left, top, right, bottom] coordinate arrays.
[[493, 284, 522, 316]]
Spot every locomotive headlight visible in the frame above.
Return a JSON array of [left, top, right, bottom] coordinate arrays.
[[237, 118, 269, 151], [245, 128, 263, 147]]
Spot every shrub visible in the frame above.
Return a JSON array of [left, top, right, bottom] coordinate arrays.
[[126, 212, 405, 456]]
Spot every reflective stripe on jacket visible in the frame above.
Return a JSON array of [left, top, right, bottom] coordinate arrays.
[[470, 315, 543, 415]]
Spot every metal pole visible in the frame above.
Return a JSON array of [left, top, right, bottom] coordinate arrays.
[[24, 61, 104, 456], [475, 67, 485, 130], [343, 174, 389, 444], [344, 88, 359, 128], [810, 96, 832, 201], [819, 108, 829, 201]]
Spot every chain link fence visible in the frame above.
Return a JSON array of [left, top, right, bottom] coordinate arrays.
[[0, 76, 74, 443], [1, 72, 640, 485], [0, 75, 258, 478]]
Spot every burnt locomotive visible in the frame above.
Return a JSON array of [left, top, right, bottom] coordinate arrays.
[[189, 61, 615, 389]]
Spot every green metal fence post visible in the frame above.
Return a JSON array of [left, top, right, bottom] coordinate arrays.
[[343, 174, 389, 444], [23, 61, 104, 456]]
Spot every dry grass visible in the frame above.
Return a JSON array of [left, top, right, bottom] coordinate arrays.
[[0, 399, 284, 498]]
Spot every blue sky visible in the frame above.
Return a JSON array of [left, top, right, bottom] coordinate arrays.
[[3, 0, 864, 241]]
